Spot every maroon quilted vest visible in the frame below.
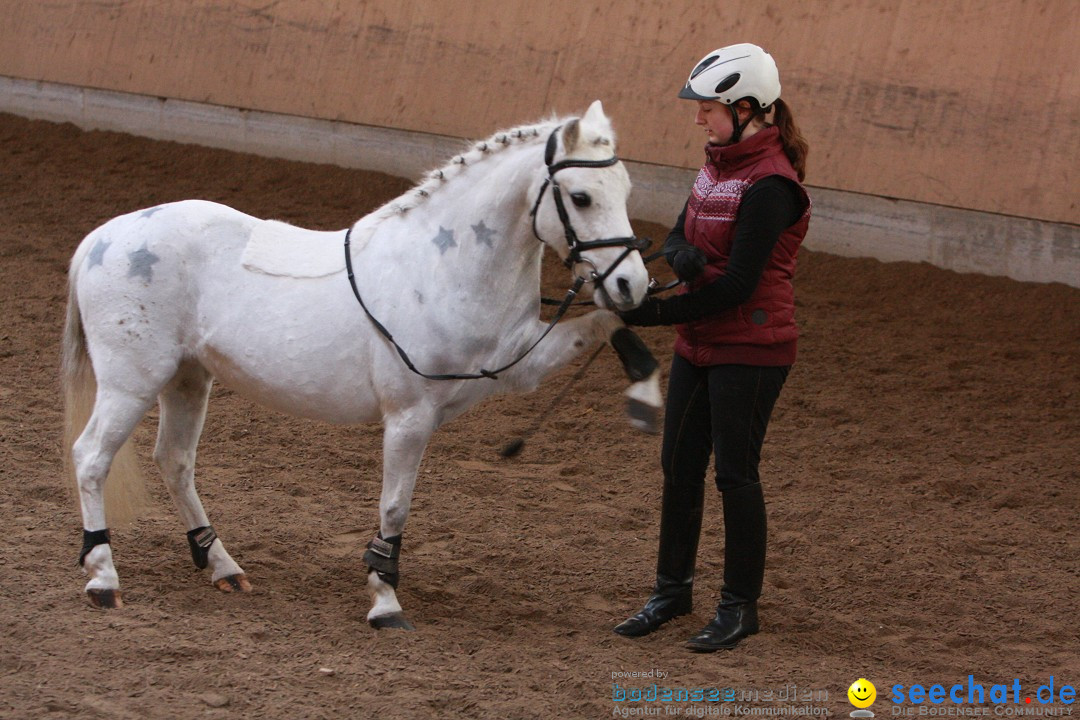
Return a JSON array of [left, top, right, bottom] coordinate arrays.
[[674, 126, 811, 367]]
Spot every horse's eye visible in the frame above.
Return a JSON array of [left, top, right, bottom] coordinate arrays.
[[570, 192, 592, 208]]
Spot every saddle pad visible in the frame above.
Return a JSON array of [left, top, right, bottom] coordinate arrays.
[[242, 220, 363, 278]]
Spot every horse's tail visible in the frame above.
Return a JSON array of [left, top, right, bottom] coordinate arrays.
[[62, 252, 147, 527]]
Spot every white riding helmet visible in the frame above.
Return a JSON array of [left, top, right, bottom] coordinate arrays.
[[678, 43, 781, 111]]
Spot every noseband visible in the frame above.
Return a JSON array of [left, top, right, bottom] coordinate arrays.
[[530, 127, 650, 287]]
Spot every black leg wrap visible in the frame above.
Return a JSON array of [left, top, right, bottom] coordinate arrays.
[[78, 528, 111, 567], [611, 327, 659, 382], [186, 526, 218, 570], [364, 533, 401, 589]]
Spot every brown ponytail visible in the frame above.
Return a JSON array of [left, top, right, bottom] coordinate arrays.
[[771, 98, 808, 181]]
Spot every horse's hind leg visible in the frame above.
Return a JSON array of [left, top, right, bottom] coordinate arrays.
[[74, 389, 157, 608], [154, 361, 249, 593]]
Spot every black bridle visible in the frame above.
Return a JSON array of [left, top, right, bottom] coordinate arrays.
[[344, 126, 648, 382], [530, 127, 651, 289]]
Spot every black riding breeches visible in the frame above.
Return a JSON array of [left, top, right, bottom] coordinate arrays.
[[661, 354, 789, 494]]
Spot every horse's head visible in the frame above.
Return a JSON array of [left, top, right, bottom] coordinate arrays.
[[530, 101, 649, 311]]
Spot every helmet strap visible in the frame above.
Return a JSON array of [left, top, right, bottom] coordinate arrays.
[[727, 103, 761, 145]]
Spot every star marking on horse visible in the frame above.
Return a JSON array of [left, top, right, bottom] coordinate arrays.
[[432, 226, 456, 254], [127, 243, 160, 282], [139, 206, 164, 219], [472, 220, 496, 248], [87, 237, 111, 269]]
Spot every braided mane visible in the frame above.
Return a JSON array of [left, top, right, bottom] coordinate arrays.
[[368, 114, 612, 221]]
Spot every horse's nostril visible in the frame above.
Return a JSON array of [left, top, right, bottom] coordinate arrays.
[[617, 276, 632, 300]]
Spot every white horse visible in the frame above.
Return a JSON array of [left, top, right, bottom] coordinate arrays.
[[62, 100, 662, 629]]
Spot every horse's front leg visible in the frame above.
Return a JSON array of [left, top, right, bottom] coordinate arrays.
[[511, 311, 662, 432], [364, 407, 437, 631], [510, 310, 624, 385], [610, 327, 662, 434]]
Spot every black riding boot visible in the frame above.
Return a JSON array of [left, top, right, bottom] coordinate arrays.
[[686, 482, 766, 651], [614, 474, 704, 637]]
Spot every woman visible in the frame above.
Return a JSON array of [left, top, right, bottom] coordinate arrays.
[[614, 43, 810, 651]]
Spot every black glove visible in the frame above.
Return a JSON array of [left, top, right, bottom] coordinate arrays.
[[617, 297, 665, 327], [668, 245, 707, 282]]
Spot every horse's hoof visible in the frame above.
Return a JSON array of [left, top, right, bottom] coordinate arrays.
[[369, 612, 415, 631], [627, 398, 661, 435], [86, 588, 123, 609], [214, 574, 252, 593]]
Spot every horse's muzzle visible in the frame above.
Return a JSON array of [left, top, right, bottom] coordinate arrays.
[[595, 280, 644, 312]]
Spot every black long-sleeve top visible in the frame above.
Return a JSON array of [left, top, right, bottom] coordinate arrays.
[[623, 175, 805, 327]]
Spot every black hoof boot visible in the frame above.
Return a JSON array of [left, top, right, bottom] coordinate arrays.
[[685, 599, 759, 651], [614, 590, 692, 637]]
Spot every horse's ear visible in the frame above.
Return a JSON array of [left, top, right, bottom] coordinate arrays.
[[583, 99, 606, 125], [580, 100, 614, 148], [562, 119, 581, 153]]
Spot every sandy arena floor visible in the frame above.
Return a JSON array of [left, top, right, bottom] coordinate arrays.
[[1, 113, 1077, 719]]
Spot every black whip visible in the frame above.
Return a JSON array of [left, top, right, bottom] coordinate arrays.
[[499, 344, 605, 458]]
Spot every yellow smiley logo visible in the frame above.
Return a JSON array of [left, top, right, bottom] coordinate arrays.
[[848, 679, 877, 708]]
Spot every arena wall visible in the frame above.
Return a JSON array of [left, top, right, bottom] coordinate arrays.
[[1, 1, 1077, 286]]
